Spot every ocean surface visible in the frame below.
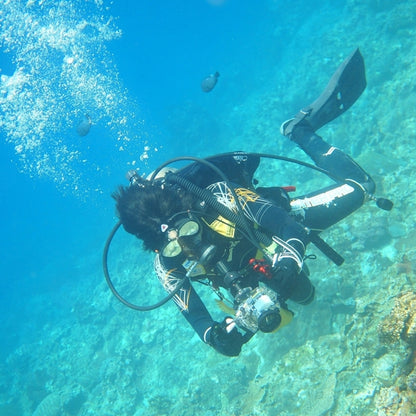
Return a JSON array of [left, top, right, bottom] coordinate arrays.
[[1, 0, 415, 415]]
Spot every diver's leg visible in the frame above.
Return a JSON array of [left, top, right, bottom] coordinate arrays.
[[290, 123, 375, 194], [284, 123, 375, 232], [280, 48, 375, 231], [280, 47, 374, 192], [281, 48, 367, 135]]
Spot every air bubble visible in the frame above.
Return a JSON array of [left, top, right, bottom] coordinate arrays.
[[0, 0, 145, 198]]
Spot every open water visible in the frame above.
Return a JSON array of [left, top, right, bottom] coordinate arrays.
[[1, 1, 416, 415]]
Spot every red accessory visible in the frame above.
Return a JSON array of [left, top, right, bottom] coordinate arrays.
[[282, 186, 296, 192], [249, 258, 272, 279]]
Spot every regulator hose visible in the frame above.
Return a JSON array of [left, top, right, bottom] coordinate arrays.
[[104, 151, 392, 311], [103, 220, 185, 311], [165, 173, 273, 252], [151, 155, 268, 255]]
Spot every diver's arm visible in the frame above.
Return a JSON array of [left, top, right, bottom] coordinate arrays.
[[154, 255, 214, 336], [180, 280, 247, 356], [208, 182, 308, 289], [180, 280, 245, 357], [237, 187, 309, 244], [178, 279, 216, 340], [154, 255, 244, 356], [237, 189, 310, 297]]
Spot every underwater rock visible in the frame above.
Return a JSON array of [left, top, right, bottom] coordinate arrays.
[[374, 386, 412, 416], [359, 218, 392, 249], [388, 221, 407, 239], [378, 291, 416, 348], [62, 387, 86, 415], [76, 114, 92, 136], [304, 372, 337, 416], [32, 392, 62, 416], [373, 353, 403, 386], [396, 255, 413, 275], [201, 71, 220, 92], [330, 298, 356, 315], [32, 387, 85, 416], [406, 367, 416, 392]]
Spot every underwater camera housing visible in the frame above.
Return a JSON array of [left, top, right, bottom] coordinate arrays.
[[234, 286, 282, 333], [221, 267, 282, 333]]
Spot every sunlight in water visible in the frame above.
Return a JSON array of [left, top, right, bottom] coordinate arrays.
[[0, 0, 145, 197]]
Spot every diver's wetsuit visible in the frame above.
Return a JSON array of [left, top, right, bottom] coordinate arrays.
[[155, 128, 374, 351], [287, 126, 375, 230]]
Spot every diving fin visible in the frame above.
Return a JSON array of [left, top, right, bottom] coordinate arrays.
[[282, 48, 366, 136]]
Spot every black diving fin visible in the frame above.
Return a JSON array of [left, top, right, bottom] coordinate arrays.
[[282, 48, 367, 135]]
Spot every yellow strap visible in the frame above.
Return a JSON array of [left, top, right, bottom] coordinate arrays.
[[203, 215, 236, 238], [271, 308, 294, 332], [215, 299, 236, 315]]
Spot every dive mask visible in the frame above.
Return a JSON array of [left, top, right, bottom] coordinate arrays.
[[161, 219, 202, 258]]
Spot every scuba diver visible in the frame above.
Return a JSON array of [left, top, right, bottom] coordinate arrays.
[[106, 49, 392, 357]]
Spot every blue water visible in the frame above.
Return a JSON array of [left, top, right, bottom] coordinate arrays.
[[1, 1, 415, 415]]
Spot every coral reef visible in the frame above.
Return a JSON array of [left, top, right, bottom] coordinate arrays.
[[32, 392, 63, 416], [378, 291, 416, 348], [374, 386, 412, 416], [396, 255, 414, 276]]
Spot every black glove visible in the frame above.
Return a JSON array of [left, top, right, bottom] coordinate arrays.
[[270, 238, 305, 296], [207, 317, 245, 357], [272, 258, 299, 295]]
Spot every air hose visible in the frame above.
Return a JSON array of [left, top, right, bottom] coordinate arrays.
[[165, 173, 273, 254], [103, 221, 185, 311], [104, 151, 393, 310]]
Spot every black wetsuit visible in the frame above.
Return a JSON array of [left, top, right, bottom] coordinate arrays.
[[155, 127, 374, 352]]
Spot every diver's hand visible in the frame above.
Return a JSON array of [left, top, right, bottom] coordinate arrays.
[[207, 317, 244, 357], [273, 257, 298, 284], [270, 237, 305, 295], [271, 257, 300, 298]]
